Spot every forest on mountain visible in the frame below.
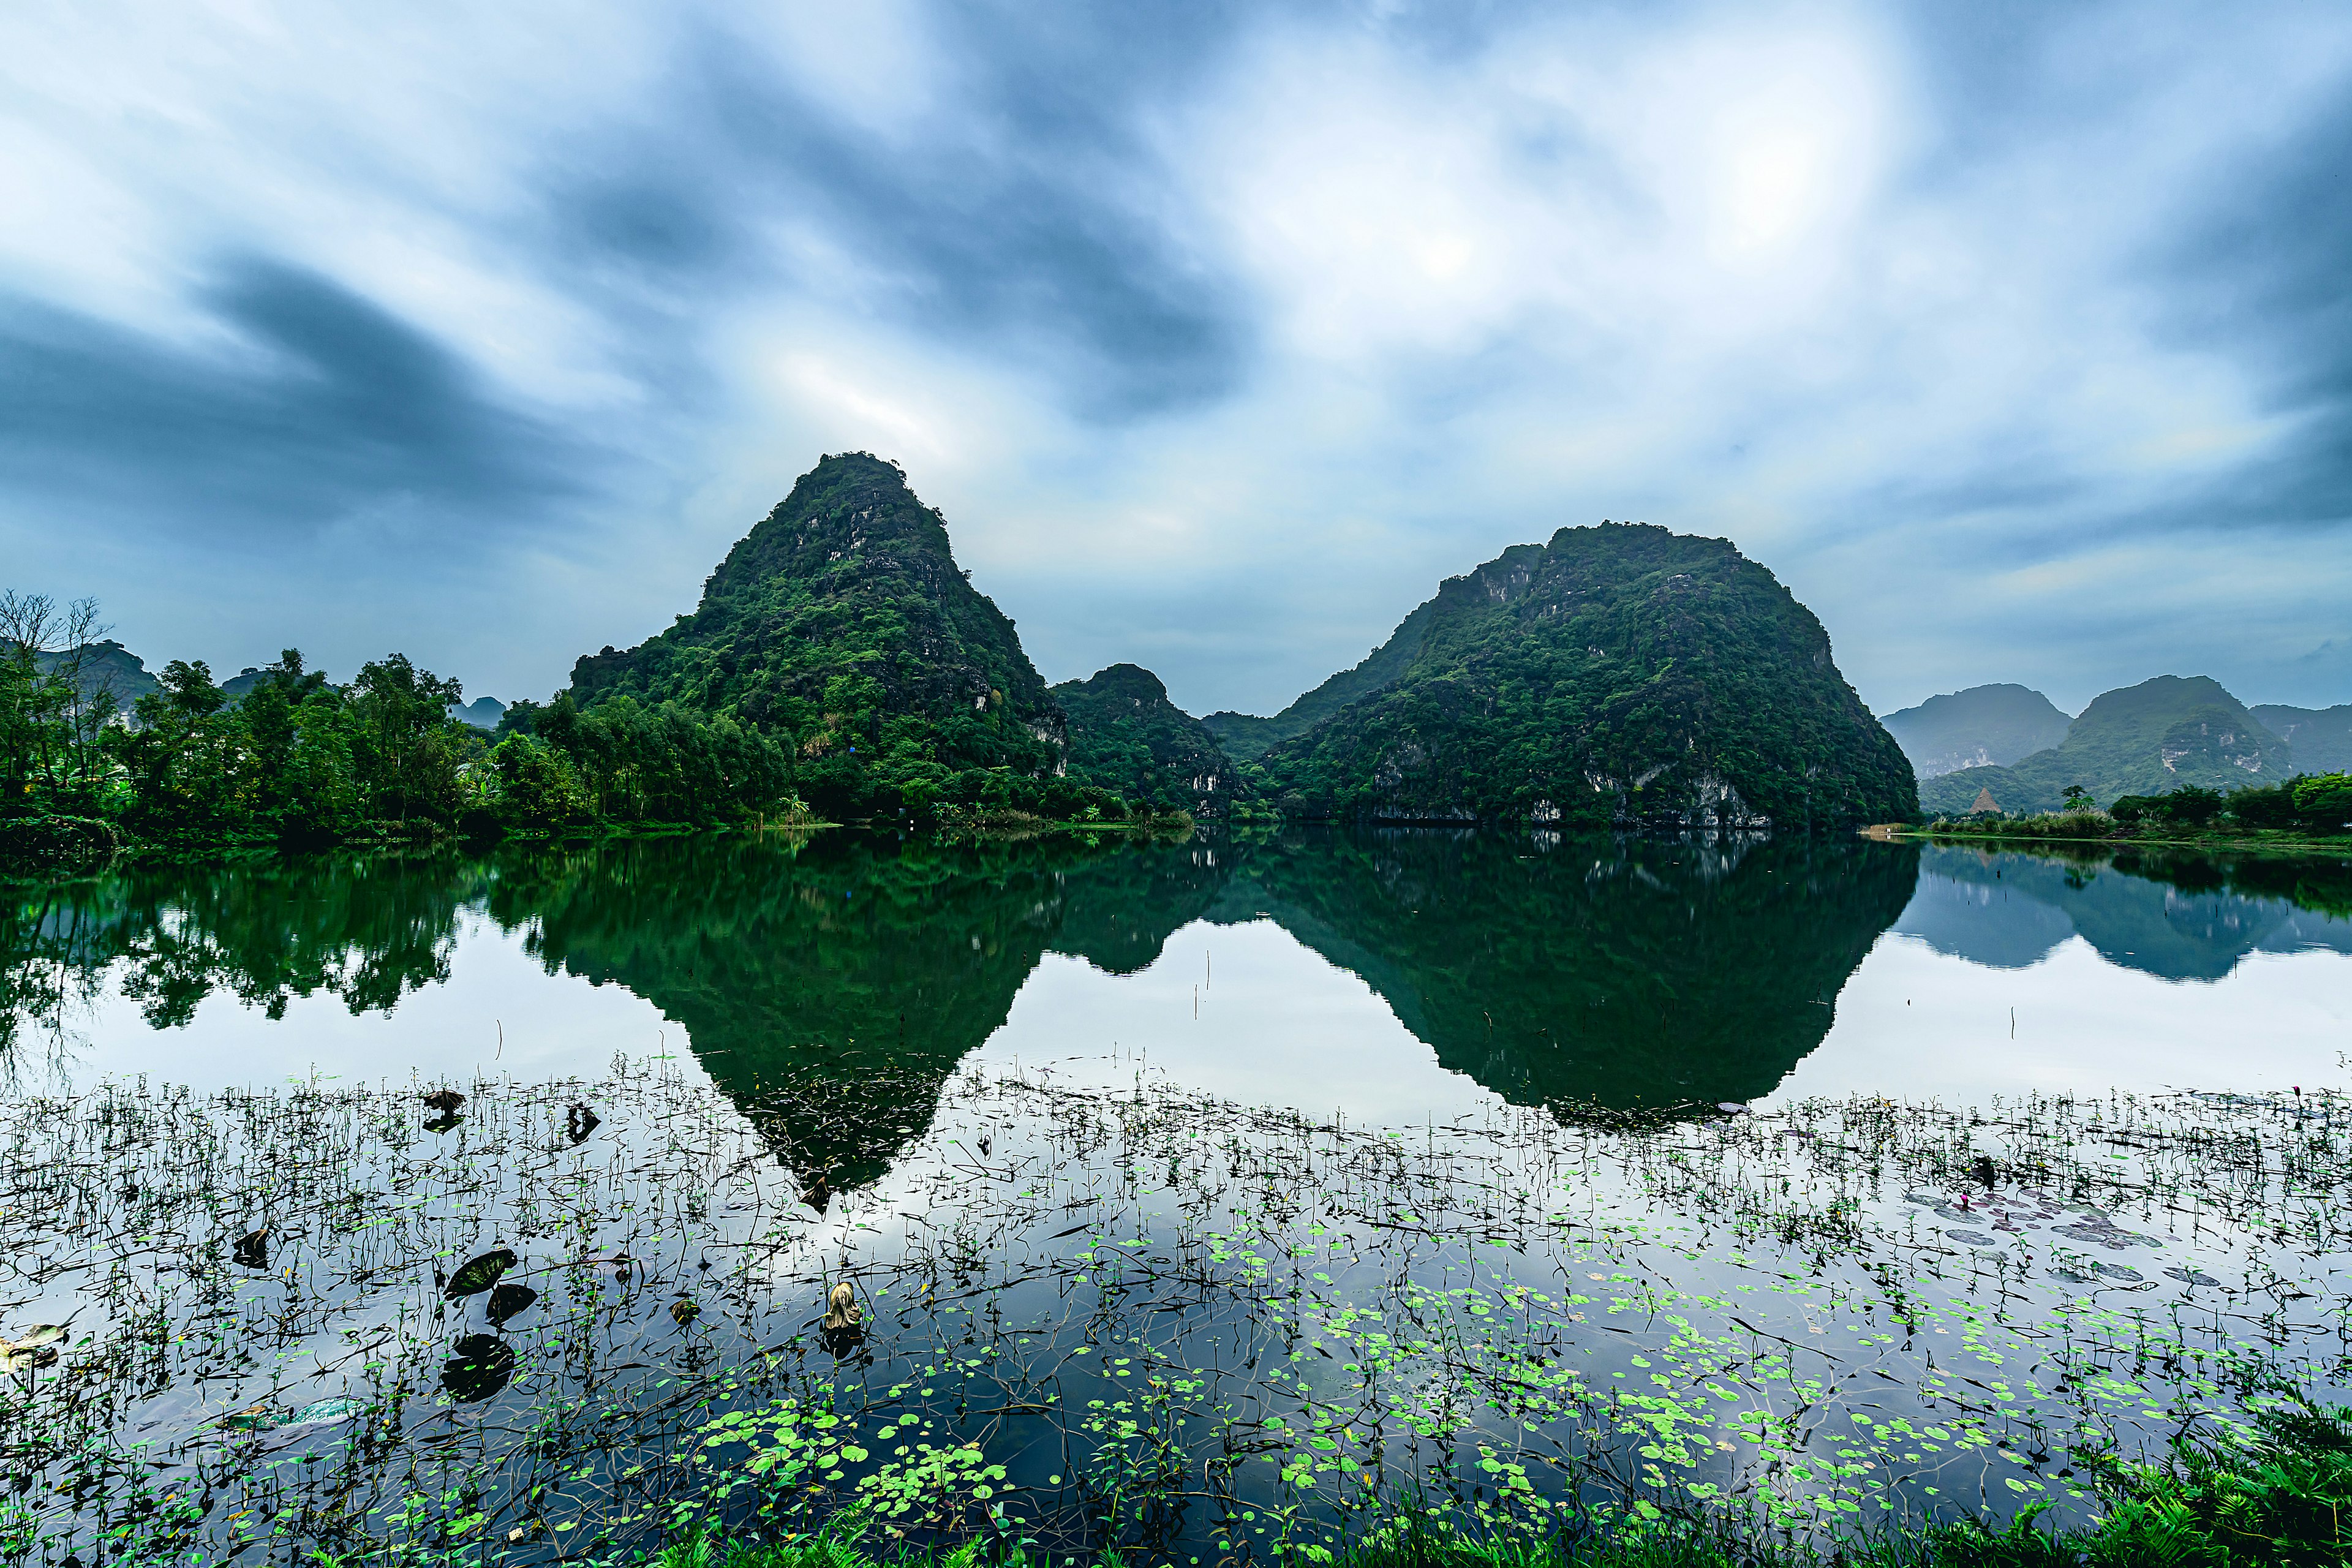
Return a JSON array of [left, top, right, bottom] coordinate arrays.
[[1050, 663, 1239, 816], [1241, 523, 1917, 830], [1918, 676, 2294, 816], [560, 454, 1138, 828]]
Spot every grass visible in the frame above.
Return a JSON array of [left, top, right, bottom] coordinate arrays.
[[1890, 813, 2352, 854], [677, 1401, 2352, 1567], [7, 1068, 2348, 1566]]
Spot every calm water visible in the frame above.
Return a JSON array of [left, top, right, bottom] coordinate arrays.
[[6, 829, 2350, 1565], [7, 829, 2349, 1124]]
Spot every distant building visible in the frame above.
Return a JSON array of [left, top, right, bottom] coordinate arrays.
[[1969, 787, 2000, 815]]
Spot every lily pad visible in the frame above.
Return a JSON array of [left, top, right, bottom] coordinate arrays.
[[444, 1248, 519, 1299]]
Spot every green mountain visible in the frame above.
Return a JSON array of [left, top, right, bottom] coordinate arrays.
[[30, 639, 160, 713], [1880, 684, 2071, 778], [2253, 704, 2352, 772], [1921, 675, 2293, 815], [565, 453, 1074, 818], [1246, 523, 1916, 830], [1052, 663, 1238, 815], [1202, 598, 1441, 762]]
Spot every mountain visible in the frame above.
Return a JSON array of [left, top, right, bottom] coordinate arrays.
[[1052, 664, 1238, 815], [1920, 675, 2293, 815], [565, 453, 1071, 816], [1880, 684, 2071, 778], [1202, 598, 1441, 762], [1246, 522, 1917, 830], [29, 639, 160, 712], [2252, 703, 2352, 772], [447, 696, 505, 731]]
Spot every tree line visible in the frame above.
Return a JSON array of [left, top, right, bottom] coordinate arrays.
[[1, 592, 810, 850]]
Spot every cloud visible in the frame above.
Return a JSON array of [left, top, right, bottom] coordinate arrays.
[[0, 0, 2348, 717]]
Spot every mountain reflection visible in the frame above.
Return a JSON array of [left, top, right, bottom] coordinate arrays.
[[1897, 845, 2352, 981], [9, 829, 2349, 1188]]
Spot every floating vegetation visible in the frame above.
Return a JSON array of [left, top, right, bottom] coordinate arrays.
[[1, 1063, 2347, 1566]]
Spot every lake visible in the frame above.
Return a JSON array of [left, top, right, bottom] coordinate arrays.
[[4, 829, 2349, 1564]]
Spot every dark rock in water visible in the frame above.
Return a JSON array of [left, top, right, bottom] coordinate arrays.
[[1969, 1154, 1998, 1188], [424, 1110, 462, 1134], [444, 1248, 519, 1299], [565, 1103, 600, 1144], [233, 1228, 268, 1270], [442, 1334, 516, 1403], [423, 1088, 466, 1114], [671, 1298, 700, 1328], [485, 1283, 538, 1326]]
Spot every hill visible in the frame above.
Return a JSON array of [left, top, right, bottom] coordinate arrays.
[[565, 453, 1080, 818], [2253, 703, 2352, 772], [1052, 663, 1237, 815], [1201, 598, 1441, 761], [447, 696, 505, 731], [1920, 675, 2293, 815], [30, 638, 160, 712], [1250, 522, 1917, 830], [1880, 684, 2071, 777]]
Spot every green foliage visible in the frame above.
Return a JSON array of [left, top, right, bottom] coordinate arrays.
[[1052, 662, 1239, 814], [1946, 773, 2352, 845], [0, 598, 809, 853], [2291, 771, 2352, 828], [563, 454, 1080, 823], [2252, 703, 2352, 772], [2109, 783, 2223, 827], [1250, 524, 1917, 830], [1921, 676, 2293, 817], [695, 1403, 2352, 1568]]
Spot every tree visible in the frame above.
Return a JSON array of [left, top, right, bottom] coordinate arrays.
[[2059, 783, 2094, 811]]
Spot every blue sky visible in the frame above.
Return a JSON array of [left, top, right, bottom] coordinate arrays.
[[4, 0, 2349, 718]]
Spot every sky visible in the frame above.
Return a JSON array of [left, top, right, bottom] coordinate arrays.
[[4, 1, 2350, 720]]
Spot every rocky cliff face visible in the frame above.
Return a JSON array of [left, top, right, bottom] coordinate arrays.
[[1252, 523, 1917, 830], [1052, 663, 1238, 815], [565, 453, 1067, 786]]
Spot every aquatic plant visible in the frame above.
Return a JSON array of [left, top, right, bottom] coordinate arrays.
[[0, 1062, 2346, 1565]]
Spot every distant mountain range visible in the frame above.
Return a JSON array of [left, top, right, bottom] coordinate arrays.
[[1880, 684, 2072, 777], [2251, 703, 2352, 772], [1915, 676, 2309, 815], [447, 696, 505, 730]]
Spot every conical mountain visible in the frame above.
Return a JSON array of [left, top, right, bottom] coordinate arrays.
[[1250, 522, 1916, 830], [1052, 663, 1238, 816], [567, 453, 1069, 813]]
